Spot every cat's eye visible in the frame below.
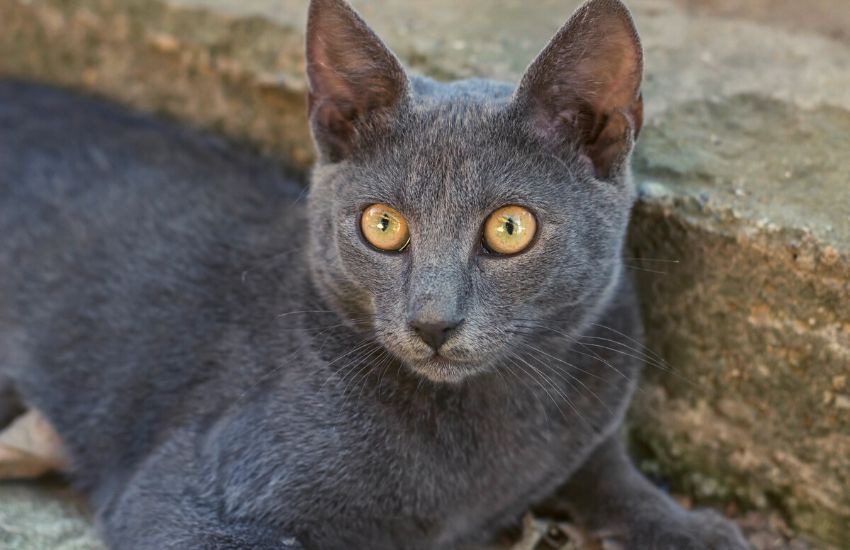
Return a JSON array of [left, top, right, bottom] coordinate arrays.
[[482, 205, 537, 255], [360, 204, 410, 252]]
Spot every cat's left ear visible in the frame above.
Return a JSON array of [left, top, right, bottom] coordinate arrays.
[[512, 0, 643, 180], [306, 0, 409, 162]]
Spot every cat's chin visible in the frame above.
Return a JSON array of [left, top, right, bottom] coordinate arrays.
[[408, 356, 487, 384]]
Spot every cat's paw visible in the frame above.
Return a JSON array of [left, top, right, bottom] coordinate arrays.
[[601, 508, 749, 550]]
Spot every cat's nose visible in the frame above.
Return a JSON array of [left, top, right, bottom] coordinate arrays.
[[410, 319, 463, 352]]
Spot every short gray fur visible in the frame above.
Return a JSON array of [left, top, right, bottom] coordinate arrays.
[[0, 0, 747, 548]]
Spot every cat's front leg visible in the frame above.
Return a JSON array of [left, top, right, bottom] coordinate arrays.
[[100, 436, 304, 550], [103, 482, 305, 550], [560, 436, 748, 550]]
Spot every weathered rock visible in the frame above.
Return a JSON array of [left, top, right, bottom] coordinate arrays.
[[627, 95, 850, 548], [0, 481, 103, 549], [0, 0, 313, 169], [1, 0, 848, 548]]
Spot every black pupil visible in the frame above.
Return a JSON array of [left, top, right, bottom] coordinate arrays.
[[505, 217, 515, 236], [379, 214, 390, 232]]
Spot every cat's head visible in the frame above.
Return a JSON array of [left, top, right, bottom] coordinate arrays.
[[305, 0, 643, 383]]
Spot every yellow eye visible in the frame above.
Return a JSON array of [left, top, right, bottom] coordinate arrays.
[[360, 204, 410, 252], [483, 205, 537, 255]]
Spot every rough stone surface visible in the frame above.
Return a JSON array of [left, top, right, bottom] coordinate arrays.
[[627, 96, 850, 547], [0, 481, 102, 549], [1, 0, 848, 548]]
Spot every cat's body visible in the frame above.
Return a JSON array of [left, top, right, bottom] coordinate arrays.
[[0, 76, 633, 549], [0, 1, 749, 548]]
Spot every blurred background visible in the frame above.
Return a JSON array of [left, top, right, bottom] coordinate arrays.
[[0, 0, 848, 548]]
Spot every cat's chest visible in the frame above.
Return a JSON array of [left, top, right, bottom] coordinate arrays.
[[299, 393, 579, 546], [238, 350, 616, 547]]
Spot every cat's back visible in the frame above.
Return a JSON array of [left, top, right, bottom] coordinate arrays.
[[0, 80, 315, 484], [0, 78, 307, 338], [0, 79, 308, 391], [0, 80, 305, 297], [0, 79, 306, 361], [0, 79, 302, 242]]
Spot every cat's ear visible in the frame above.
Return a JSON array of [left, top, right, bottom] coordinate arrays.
[[306, 0, 409, 162], [512, 0, 643, 180]]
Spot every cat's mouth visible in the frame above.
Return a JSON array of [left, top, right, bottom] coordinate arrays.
[[408, 353, 488, 384], [373, 325, 493, 383]]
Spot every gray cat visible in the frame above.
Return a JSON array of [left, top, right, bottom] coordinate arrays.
[[0, 0, 749, 548]]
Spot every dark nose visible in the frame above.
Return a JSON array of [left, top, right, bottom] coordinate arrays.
[[410, 319, 463, 352]]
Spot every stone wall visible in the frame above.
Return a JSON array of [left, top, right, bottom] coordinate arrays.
[[1, 0, 848, 547]]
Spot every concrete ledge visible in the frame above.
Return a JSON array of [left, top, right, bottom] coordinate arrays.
[[1, 0, 848, 547]]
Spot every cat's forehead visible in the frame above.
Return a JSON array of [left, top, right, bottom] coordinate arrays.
[[356, 100, 578, 217], [404, 98, 506, 150]]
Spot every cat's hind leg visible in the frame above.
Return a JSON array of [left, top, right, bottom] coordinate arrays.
[[560, 436, 747, 550]]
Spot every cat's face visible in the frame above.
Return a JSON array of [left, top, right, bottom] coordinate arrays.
[[305, 0, 643, 383]]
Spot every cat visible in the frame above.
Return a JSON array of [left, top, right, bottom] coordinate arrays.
[[0, 0, 749, 548]]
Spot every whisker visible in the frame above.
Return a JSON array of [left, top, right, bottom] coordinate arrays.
[[590, 322, 668, 367], [319, 338, 382, 391], [502, 355, 553, 425], [575, 342, 675, 376], [621, 257, 681, 264], [511, 321, 634, 384], [514, 317, 673, 380], [334, 346, 386, 412], [518, 342, 609, 384], [275, 309, 347, 320], [376, 352, 398, 396], [505, 351, 568, 423], [578, 334, 671, 373], [621, 264, 669, 275], [513, 349, 598, 425], [519, 343, 613, 415], [355, 349, 392, 403]]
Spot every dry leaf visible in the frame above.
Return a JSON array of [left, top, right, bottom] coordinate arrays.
[[0, 408, 67, 479]]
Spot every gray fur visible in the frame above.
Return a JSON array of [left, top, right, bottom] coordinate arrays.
[[0, 0, 747, 548]]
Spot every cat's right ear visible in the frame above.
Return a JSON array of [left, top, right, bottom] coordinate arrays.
[[306, 0, 409, 162], [512, 0, 643, 180]]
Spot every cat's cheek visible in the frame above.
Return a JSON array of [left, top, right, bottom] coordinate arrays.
[[340, 241, 413, 330], [478, 246, 552, 298]]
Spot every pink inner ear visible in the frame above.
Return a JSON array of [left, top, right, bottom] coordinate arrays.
[[305, 0, 408, 160], [306, 3, 407, 111], [587, 109, 637, 178], [531, 105, 579, 143], [572, 31, 641, 116], [515, 0, 643, 178], [308, 33, 370, 106]]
